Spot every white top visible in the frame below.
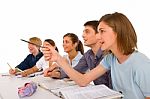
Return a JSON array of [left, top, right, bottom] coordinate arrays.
[[36, 56, 49, 71], [63, 51, 83, 67]]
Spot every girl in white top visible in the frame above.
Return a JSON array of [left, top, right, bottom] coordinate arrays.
[[21, 39, 58, 77], [44, 33, 84, 78]]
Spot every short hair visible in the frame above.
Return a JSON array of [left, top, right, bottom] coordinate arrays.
[[84, 20, 99, 33], [99, 12, 137, 55], [29, 37, 42, 47]]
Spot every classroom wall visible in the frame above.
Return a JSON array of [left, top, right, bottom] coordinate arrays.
[[0, 0, 149, 73]]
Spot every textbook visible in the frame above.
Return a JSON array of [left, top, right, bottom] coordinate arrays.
[[38, 79, 123, 99]]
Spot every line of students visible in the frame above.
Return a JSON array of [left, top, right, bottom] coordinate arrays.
[[42, 12, 150, 99], [8, 12, 150, 99]]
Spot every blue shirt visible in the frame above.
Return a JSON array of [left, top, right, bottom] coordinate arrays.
[[60, 48, 112, 88], [101, 51, 150, 99], [16, 51, 43, 70]]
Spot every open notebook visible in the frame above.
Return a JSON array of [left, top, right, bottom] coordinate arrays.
[[38, 79, 123, 99]]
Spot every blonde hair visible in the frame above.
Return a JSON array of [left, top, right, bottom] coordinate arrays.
[[29, 37, 42, 47]]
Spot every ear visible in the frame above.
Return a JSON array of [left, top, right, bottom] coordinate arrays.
[[74, 42, 78, 48]]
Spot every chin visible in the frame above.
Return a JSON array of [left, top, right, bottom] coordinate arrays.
[[101, 45, 107, 51]]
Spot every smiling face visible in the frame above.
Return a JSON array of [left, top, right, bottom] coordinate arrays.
[[63, 36, 77, 53], [97, 21, 117, 51], [28, 43, 39, 54]]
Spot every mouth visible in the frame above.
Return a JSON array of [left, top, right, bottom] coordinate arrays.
[[83, 39, 87, 43], [101, 41, 104, 45]]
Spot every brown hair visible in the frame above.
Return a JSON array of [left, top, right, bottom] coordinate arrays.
[[84, 20, 99, 33], [44, 39, 59, 52], [99, 12, 137, 55], [63, 33, 84, 55]]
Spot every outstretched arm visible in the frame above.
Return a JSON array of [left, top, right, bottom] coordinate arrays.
[[42, 46, 107, 86]]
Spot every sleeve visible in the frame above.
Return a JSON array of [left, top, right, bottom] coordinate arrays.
[[134, 63, 150, 97], [100, 54, 111, 70], [36, 56, 46, 70], [73, 55, 88, 74], [16, 55, 30, 70], [59, 55, 88, 79]]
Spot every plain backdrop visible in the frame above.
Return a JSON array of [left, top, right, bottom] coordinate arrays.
[[0, 0, 149, 73]]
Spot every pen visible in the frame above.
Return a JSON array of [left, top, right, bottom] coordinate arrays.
[[7, 62, 12, 69], [38, 83, 63, 98], [20, 39, 46, 48]]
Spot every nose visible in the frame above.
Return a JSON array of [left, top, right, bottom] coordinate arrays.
[[96, 33, 102, 40]]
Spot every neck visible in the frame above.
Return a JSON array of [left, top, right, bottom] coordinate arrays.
[[68, 50, 78, 61], [33, 50, 39, 56], [91, 42, 101, 56], [112, 49, 130, 64]]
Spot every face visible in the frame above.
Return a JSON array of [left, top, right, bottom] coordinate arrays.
[[97, 21, 117, 51], [82, 26, 100, 47], [28, 43, 39, 54], [43, 41, 54, 48], [63, 36, 76, 53]]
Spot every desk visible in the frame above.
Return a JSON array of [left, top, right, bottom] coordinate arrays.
[[0, 74, 61, 99]]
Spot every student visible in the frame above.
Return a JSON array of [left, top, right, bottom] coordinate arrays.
[[20, 39, 59, 77], [47, 21, 111, 88], [44, 33, 84, 78], [9, 37, 43, 75], [42, 12, 150, 99]]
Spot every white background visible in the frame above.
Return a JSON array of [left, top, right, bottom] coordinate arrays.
[[0, 0, 149, 73]]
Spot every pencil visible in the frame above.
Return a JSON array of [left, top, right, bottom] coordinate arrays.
[[7, 62, 12, 69], [20, 39, 46, 48]]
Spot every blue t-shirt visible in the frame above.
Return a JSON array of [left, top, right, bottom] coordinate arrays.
[[16, 51, 43, 70], [101, 51, 150, 99]]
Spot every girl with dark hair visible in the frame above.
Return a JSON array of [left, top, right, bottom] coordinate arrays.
[[43, 33, 84, 78]]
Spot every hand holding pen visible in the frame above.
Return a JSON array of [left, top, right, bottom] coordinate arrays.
[[7, 62, 23, 75]]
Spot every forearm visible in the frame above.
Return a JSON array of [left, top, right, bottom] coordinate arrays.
[[24, 66, 38, 75], [57, 57, 91, 86]]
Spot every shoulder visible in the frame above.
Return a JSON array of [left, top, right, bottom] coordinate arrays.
[[131, 51, 150, 70], [83, 49, 93, 56], [75, 51, 83, 59]]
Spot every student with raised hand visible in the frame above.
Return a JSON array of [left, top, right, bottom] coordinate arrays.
[[43, 33, 84, 78], [42, 12, 150, 99], [20, 39, 59, 77], [47, 21, 111, 88], [9, 37, 43, 75]]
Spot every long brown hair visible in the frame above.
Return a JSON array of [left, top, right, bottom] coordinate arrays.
[[63, 33, 84, 55], [99, 12, 137, 55]]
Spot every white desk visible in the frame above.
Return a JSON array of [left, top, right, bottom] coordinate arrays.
[[0, 74, 61, 99]]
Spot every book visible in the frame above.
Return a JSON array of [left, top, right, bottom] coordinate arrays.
[[53, 84, 123, 99], [38, 79, 123, 99]]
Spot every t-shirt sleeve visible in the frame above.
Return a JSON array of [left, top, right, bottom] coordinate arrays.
[[100, 54, 112, 70], [36, 56, 46, 70]]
